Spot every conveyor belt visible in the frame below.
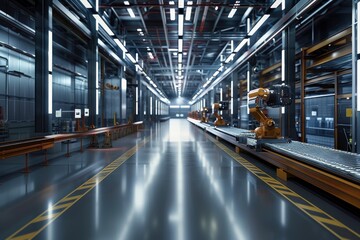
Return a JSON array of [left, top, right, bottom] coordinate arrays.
[[264, 141, 360, 184], [187, 119, 360, 184], [215, 126, 254, 137]]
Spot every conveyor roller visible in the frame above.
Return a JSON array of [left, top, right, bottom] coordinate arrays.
[[264, 141, 360, 184]]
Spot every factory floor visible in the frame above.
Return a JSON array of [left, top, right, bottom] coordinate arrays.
[[0, 119, 359, 240]]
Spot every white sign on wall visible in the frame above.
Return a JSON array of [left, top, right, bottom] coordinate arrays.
[[55, 109, 62, 118], [75, 109, 81, 119]]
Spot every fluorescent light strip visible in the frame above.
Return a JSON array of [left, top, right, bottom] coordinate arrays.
[[234, 38, 249, 52], [148, 52, 154, 59], [185, 1, 193, 20], [124, 1, 135, 18], [96, 61, 99, 115], [48, 30, 53, 72], [228, 1, 240, 18], [358, 60, 360, 111], [247, 70, 250, 114], [80, 0, 92, 8], [93, 14, 114, 36], [281, 49, 285, 81], [271, 0, 282, 9], [358, 1, 360, 54], [178, 14, 184, 36], [170, 8, 176, 21], [48, 74, 52, 114], [127, 8, 136, 18], [213, 70, 220, 77], [179, 0, 184, 8], [228, 9, 237, 18], [170, 1, 176, 21], [230, 80, 233, 115], [248, 14, 270, 36], [178, 39, 183, 52], [178, 53, 183, 63], [225, 53, 235, 63], [114, 38, 128, 53], [136, 87, 139, 115], [126, 53, 137, 63]]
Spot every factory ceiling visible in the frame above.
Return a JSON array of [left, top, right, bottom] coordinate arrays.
[[90, 0, 273, 99], [4, 0, 352, 101]]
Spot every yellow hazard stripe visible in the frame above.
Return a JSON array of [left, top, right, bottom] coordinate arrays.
[[6, 137, 149, 240], [208, 135, 360, 240]]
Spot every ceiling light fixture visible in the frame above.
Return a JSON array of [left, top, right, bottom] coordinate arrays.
[[179, 0, 184, 8], [114, 38, 128, 53], [124, 1, 136, 18], [178, 53, 183, 63], [234, 38, 249, 52], [178, 38, 183, 52], [270, 0, 282, 9], [169, 1, 176, 21], [178, 14, 184, 36], [248, 14, 270, 36], [225, 53, 236, 63], [93, 14, 114, 36], [80, 0, 92, 8], [185, 1, 193, 21], [126, 53, 137, 63], [148, 52, 154, 60], [228, 1, 240, 18]]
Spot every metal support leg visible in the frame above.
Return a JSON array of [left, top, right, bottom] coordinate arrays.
[[23, 153, 30, 173], [66, 140, 70, 157], [43, 149, 48, 166]]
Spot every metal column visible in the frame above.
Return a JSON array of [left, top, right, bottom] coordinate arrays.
[[231, 71, 239, 127], [282, 0, 297, 139], [35, 0, 52, 133], [87, 16, 98, 127], [352, 0, 360, 153]]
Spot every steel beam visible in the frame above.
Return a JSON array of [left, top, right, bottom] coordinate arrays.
[[35, 0, 51, 133]]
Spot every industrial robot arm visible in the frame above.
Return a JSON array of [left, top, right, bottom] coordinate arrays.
[[248, 84, 291, 139], [212, 101, 229, 126]]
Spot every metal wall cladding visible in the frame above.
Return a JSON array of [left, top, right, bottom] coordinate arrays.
[[0, 71, 5, 95]]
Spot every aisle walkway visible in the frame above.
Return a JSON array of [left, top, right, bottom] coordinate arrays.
[[1, 119, 359, 240]]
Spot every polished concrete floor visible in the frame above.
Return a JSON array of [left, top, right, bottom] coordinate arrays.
[[0, 119, 359, 240]]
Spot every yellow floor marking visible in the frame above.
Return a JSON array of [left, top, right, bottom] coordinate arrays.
[[51, 203, 72, 210], [9, 232, 37, 240], [295, 203, 324, 213], [60, 195, 83, 202], [208, 135, 360, 240], [33, 213, 61, 223], [6, 137, 149, 240], [312, 216, 350, 228]]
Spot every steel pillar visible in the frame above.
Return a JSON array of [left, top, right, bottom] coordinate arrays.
[[35, 0, 52, 133]]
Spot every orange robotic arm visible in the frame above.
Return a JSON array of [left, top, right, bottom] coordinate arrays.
[[248, 85, 291, 139], [212, 101, 229, 126]]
